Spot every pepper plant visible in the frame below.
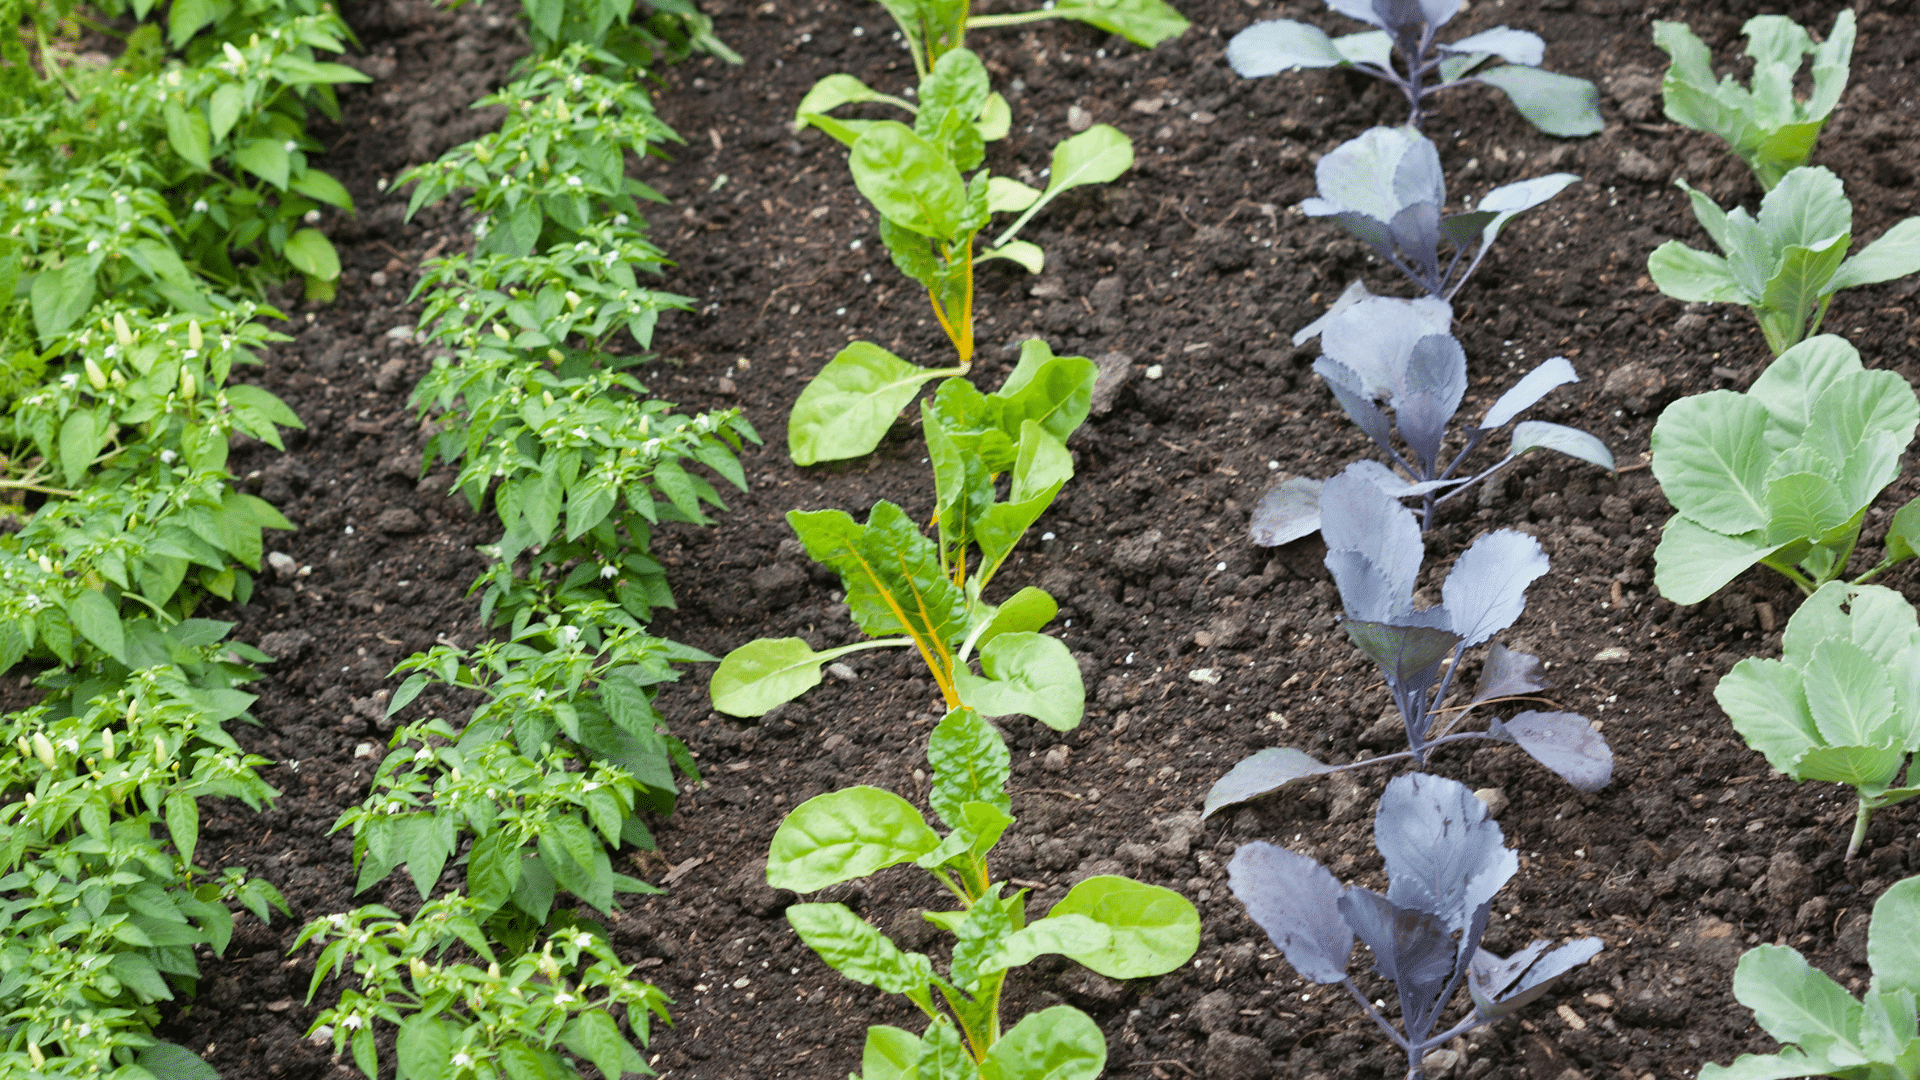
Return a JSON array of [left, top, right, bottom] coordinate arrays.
[[1227, 773, 1603, 1080], [338, 613, 698, 941], [1293, 125, 1577, 310], [1251, 296, 1612, 546], [768, 706, 1200, 1074], [1716, 583, 1920, 861], [1226, 0, 1602, 136], [1648, 166, 1920, 356], [715, 342, 1094, 727], [1701, 874, 1920, 1078], [1650, 335, 1920, 605], [1212, 466, 1613, 818], [788, 49, 1130, 466], [1653, 10, 1855, 191], [298, 894, 669, 1080]]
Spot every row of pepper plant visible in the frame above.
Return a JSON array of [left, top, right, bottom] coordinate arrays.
[[286, 0, 763, 1078], [0, 0, 378, 1071]]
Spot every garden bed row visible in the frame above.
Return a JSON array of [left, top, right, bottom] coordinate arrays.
[[11, 0, 1920, 1079]]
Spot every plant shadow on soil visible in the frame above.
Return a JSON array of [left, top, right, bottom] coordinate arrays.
[[152, 0, 1920, 1078]]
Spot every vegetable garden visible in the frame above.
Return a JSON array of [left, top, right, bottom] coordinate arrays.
[[6, 0, 1920, 1077]]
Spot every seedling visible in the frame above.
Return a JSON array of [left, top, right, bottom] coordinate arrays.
[[1716, 583, 1920, 860], [1654, 11, 1855, 190], [1649, 335, 1920, 605], [787, 50, 1131, 466], [1296, 126, 1578, 305], [768, 706, 1200, 1072], [1226, 0, 1601, 136], [717, 343, 1094, 729], [1212, 467, 1612, 817], [1250, 296, 1613, 546], [1648, 166, 1920, 356], [1227, 773, 1603, 1080], [1701, 874, 1920, 1078], [809, 0, 1185, 86]]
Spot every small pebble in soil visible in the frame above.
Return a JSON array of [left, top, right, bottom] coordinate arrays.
[[266, 551, 297, 574], [827, 662, 857, 681], [1474, 787, 1509, 817], [1188, 668, 1220, 685], [1145, 364, 1163, 379]]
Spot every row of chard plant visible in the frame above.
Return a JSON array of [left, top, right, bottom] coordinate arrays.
[[1179, 4, 1920, 1079], [698, 0, 1227, 1074], [0, 0, 389, 1070], [282, 0, 768, 1078]]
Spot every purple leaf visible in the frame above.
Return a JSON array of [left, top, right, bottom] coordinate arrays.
[[1250, 477, 1325, 547], [1473, 174, 1581, 246], [1441, 530, 1549, 647], [1479, 356, 1577, 430], [1512, 420, 1616, 471], [1204, 748, 1340, 818], [1489, 711, 1613, 791], [1470, 643, 1551, 705], [1327, 210, 1398, 261], [1320, 296, 1454, 401], [1292, 278, 1374, 345], [1227, 841, 1354, 983], [1343, 619, 1461, 686], [1338, 886, 1458, 1036], [1390, 201, 1443, 286], [1396, 334, 1468, 472], [1326, 554, 1405, 625], [1326, 0, 1384, 28], [1470, 938, 1604, 1019], [1392, 123, 1445, 208], [1345, 460, 1465, 498], [1316, 358, 1397, 457], [1469, 940, 1549, 1004], [1442, 26, 1545, 66], [1321, 465, 1424, 613], [1374, 773, 1517, 930]]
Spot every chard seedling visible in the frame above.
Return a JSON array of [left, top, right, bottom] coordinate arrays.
[[1227, 0, 1601, 136], [1251, 296, 1613, 546], [1716, 583, 1920, 861], [717, 342, 1094, 729], [1702, 875, 1920, 1079], [1295, 126, 1577, 306], [1648, 166, 1920, 356], [1654, 11, 1855, 191], [788, 50, 1131, 466], [806, 0, 1185, 88], [1650, 335, 1920, 605], [1212, 468, 1612, 817], [1227, 772, 1603, 1080], [768, 706, 1200, 1074]]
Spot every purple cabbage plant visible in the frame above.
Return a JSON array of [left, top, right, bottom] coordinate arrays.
[[1227, 773, 1604, 1080], [1253, 296, 1613, 548], [1211, 469, 1613, 819], [1291, 126, 1578, 310], [1226, 1, 1602, 136]]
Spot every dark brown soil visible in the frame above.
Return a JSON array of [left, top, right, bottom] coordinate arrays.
[[156, 1, 1920, 1079]]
